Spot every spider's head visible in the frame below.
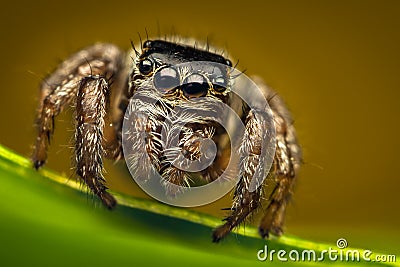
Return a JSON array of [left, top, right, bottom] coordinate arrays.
[[130, 39, 233, 103]]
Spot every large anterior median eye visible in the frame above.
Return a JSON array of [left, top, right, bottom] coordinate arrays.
[[182, 74, 209, 98], [154, 66, 180, 93]]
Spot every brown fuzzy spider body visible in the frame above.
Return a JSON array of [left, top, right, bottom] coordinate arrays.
[[32, 38, 301, 242]]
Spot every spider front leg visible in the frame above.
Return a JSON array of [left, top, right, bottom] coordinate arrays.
[[258, 108, 300, 238], [212, 110, 269, 242], [32, 44, 127, 208], [75, 75, 116, 208], [255, 78, 301, 238], [212, 82, 301, 242]]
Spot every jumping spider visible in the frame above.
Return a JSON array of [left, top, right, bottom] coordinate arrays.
[[32, 37, 301, 242]]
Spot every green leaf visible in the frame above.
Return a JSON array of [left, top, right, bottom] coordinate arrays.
[[0, 144, 397, 267]]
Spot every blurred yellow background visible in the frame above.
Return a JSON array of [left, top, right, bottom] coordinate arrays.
[[0, 0, 399, 254]]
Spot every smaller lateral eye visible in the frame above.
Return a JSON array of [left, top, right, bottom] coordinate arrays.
[[154, 66, 180, 93], [212, 76, 228, 92], [138, 59, 154, 75]]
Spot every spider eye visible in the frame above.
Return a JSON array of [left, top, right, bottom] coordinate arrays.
[[212, 76, 228, 92], [143, 40, 152, 48], [182, 74, 209, 98], [154, 67, 180, 93], [138, 59, 154, 75]]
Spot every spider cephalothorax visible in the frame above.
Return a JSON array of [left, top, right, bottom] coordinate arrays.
[[32, 37, 301, 242]]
